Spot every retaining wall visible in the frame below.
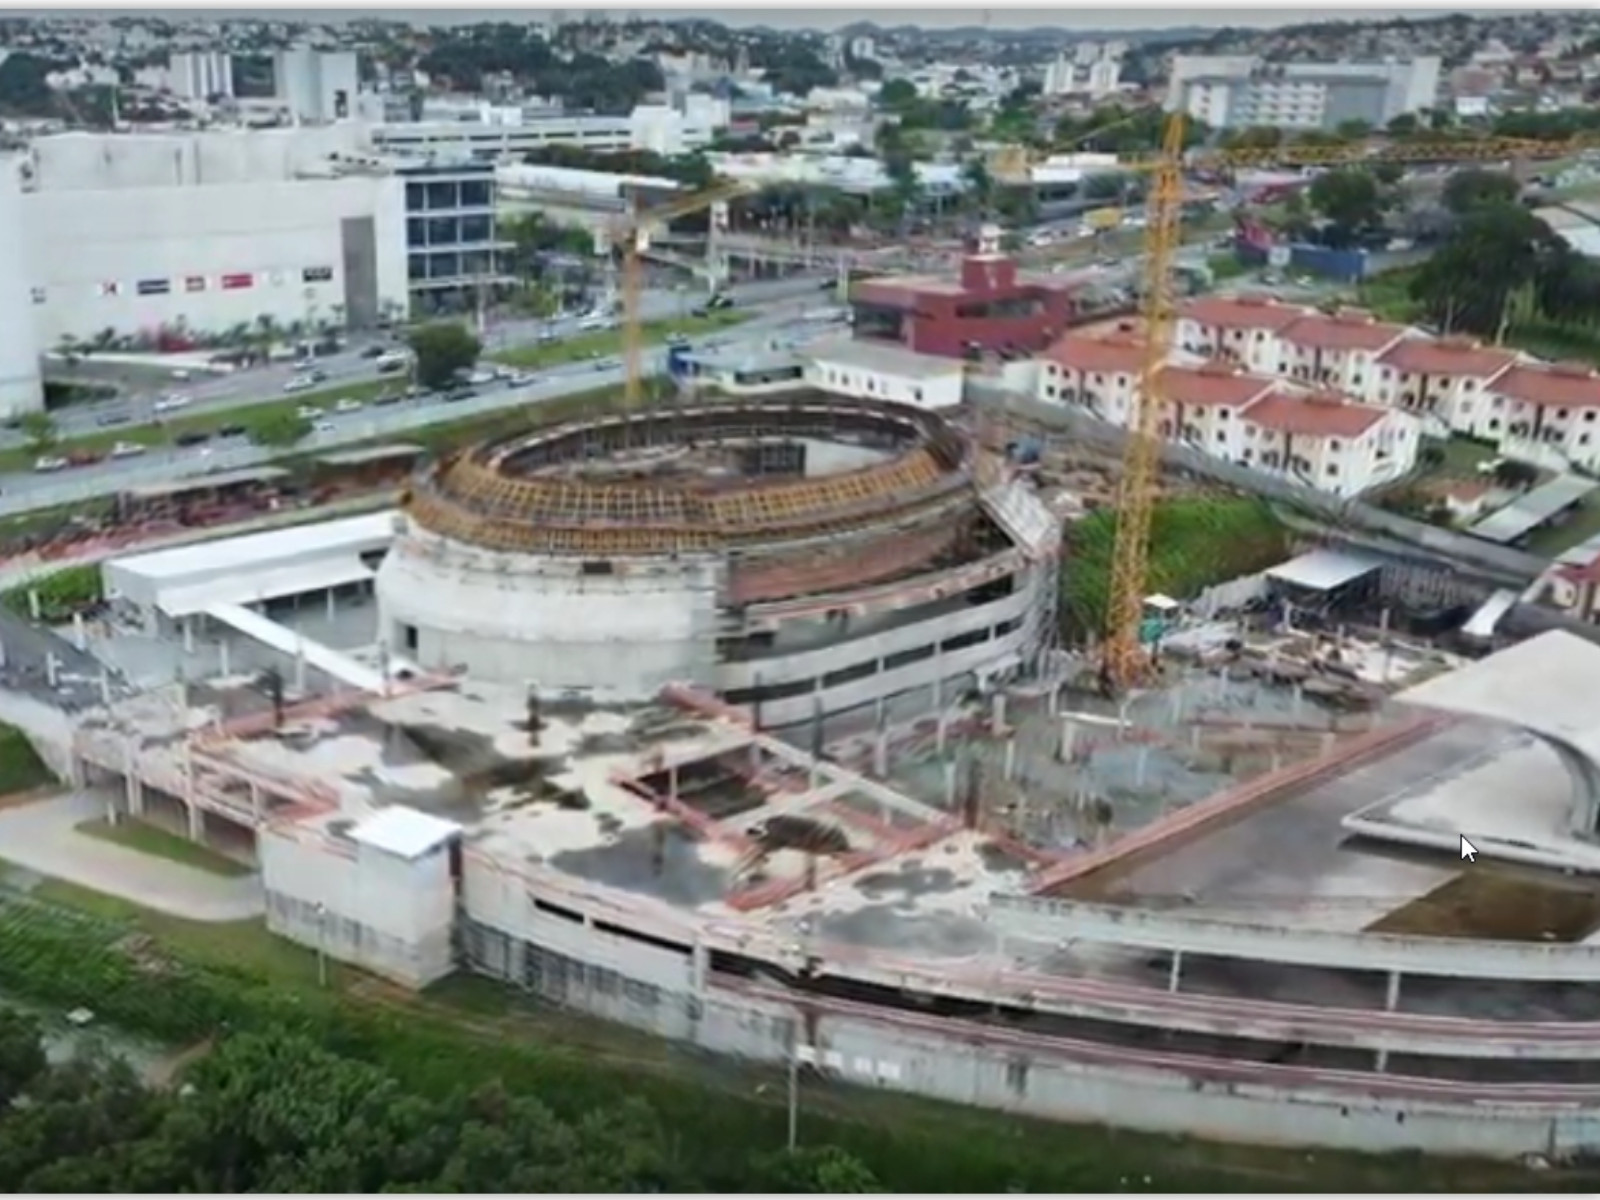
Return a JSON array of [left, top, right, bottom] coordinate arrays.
[[457, 913, 1600, 1159]]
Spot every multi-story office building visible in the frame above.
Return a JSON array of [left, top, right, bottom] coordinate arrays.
[[1166, 55, 1441, 131], [370, 96, 727, 161], [400, 159, 514, 317]]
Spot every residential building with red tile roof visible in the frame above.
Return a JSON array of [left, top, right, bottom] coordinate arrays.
[[1175, 293, 1308, 376], [1489, 362, 1600, 473], [1237, 391, 1417, 498], [1373, 335, 1520, 440], [1276, 309, 1409, 397]]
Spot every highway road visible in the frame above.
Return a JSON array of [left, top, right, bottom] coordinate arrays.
[[23, 275, 830, 445], [0, 296, 840, 517]]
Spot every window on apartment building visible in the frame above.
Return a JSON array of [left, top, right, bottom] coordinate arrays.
[[1327, 463, 1339, 476], [460, 179, 491, 208], [1587, 411, 1597, 422], [913, 387, 924, 402], [1559, 409, 1570, 420], [1215, 429, 1225, 442], [1329, 440, 1341, 452], [1464, 380, 1476, 391]]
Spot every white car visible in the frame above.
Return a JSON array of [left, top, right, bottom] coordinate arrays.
[[296, 404, 324, 419], [334, 397, 364, 413], [33, 456, 67, 473], [109, 441, 145, 458], [313, 419, 336, 434], [283, 375, 316, 394], [153, 393, 191, 413]]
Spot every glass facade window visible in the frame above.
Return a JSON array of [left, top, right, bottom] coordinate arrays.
[[401, 165, 507, 302]]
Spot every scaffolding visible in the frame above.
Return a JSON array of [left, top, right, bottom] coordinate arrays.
[[402, 395, 977, 557]]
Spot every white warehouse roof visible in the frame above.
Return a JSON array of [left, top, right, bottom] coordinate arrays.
[[809, 338, 965, 380], [350, 806, 462, 860], [103, 510, 396, 617], [496, 162, 682, 200]]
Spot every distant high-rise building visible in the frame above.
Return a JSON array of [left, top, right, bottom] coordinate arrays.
[[168, 50, 234, 101], [273, 47, 360, 124], [1166, 55, 1441, 132]]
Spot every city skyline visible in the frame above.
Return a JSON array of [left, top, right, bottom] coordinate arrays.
[[0, 5, 1513, 31]]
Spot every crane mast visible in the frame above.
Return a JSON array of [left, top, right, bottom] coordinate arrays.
[[1101, 112, 1186, 693]]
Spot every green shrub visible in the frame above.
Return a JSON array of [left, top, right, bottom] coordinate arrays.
[[0, 563, 102, 623], [0, 724, 53, 795], [1063, 496, 1290, 638]]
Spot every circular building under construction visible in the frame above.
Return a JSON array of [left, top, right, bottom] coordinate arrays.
[[376, 395, 1063, 727]]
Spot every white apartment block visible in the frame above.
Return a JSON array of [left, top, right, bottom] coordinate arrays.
[[1166, 54, 1440, 132], [167, 50, 234, 101]]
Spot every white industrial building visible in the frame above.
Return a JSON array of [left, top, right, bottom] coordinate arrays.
[[0, 155, 44, 417], [167, 49, 234, 101], [371, 94, 728, 161], [805, 339, 966, 410], [1166, 54, 1440, 132], [14, 126, 510, 350]]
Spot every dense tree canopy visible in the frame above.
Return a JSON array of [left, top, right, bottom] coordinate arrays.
[[0, 1016, 882, 1192], [0, 52, 65, 116], [418, 25, 663, 112]]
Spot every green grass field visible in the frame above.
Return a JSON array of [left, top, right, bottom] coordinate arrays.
[[75, 819, 252, 878], [0, 377, 404, 475], [489, 310, 749, 370]]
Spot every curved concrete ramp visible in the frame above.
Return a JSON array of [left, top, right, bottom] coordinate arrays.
[[1399, 631, 1600, 837]]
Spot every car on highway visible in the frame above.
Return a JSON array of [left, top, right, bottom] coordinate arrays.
[[96, 411, 131, 428], [33, 456, 67, 473], [295, 404, 323, 419], [109, 441, 145, 459], [375, 351, 410, 375], [443, 387, 477, 404], [173, 430, 210, 447], [372, 392, 404, 407], [359, 344, 388, 359], [283, 375, 317, 394], [313, 419, 336, 434], [334, 398, 364, 414], [153, 393, 191, 413], [217, 424, 247, 439]]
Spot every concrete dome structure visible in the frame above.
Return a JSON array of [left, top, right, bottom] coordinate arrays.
[[376, 394, 1062, 724]]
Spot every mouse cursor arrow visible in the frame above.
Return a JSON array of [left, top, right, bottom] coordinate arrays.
[[1460, 835, 1478, 863]]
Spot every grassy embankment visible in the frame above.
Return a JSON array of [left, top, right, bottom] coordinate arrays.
[[0, 878, 1586, 1193], [1062, 496, 1292, 639]]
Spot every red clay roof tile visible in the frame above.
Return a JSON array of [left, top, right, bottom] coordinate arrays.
[[1243, 391, 1387, 438]]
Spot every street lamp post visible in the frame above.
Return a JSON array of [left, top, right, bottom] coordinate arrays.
[[313, 900, 329, 988]]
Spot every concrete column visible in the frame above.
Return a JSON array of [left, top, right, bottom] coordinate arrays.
[[1058, 716, 1076, 762], [991, 692, 1007, 733], [1134, 745, 1150, 788], [668, 762, 679, 802], [1384, 970, 1403, 1012], [872, 732, 889, 778], [185, 801, 203, 842], [218, 638, 231, 678], [935, 711, 948, 754], [943, 760, 958, 807], [1003, 737, 1017, 782], [44, 653, 58, 688], [126, 774, 145, 818], [182, 616, 194, 654], [293, 643, 308, 693], [690, 939, 709, 994], [326, 587, 337, 621], [72, 611, 87, 651], [1167, 949, 1184, 993]]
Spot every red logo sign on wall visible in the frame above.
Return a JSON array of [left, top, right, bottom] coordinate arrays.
[[185, 276, 207, 293], [220, 273, 254, 290]]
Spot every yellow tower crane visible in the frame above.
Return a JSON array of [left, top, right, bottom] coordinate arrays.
[[610, 179, 755, 408], [1002, 123, 1600, 691]]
